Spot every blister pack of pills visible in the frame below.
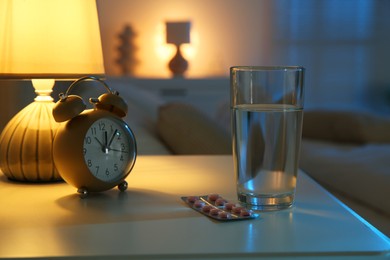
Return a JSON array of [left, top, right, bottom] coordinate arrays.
[[181, 194, 259, 221]]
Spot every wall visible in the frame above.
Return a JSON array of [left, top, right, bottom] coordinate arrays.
[[96, 0, 390, 113], [96, 0, 272, 78], [268, 0, 390, 112]]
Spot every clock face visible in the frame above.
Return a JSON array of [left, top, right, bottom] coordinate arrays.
[[83, 117, 135, 182]]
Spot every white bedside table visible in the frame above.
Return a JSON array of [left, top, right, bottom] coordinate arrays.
[[0, 155, 389, 259]]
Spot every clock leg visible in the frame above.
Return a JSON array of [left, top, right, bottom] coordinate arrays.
[[118, 181, 128, 192], [77, 187, 89, 199]]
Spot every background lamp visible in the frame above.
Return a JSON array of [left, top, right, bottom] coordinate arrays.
[[0, 0, 105, 182], [166, 21, 191, 77]]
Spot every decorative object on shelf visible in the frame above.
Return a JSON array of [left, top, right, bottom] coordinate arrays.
[[166, 21, 191, 78], [52, 76, 137, 198], [116, 24, 139, 76], [0, 0, 104, 182]]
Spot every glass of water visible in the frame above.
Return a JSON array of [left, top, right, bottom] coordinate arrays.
[[230, 66, 305, 211]]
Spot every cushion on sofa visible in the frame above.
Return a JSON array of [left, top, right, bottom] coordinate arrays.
[[302, 110, 390, 144], [300, 139, 390, 216], [156, 103, 231, 154], [156, 104, 390, 154]]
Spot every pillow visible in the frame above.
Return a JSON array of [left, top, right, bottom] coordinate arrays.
[[105, 78, 166, 131], [157, 103, 231, 154], [302, 110, 390, 143]]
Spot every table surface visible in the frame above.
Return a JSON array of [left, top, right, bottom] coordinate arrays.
[[0, 155, 389, 259]]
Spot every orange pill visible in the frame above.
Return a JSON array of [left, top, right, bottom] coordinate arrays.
[[224, 202, 236, 211], [194, 200, 205, 208], [207, 194, 220, 201], [187, 196, 199, 203], [218, 211, 231, 219], [210, 208, 220, 216], [232, 206, 244, 214], [202, 205, 212, 213], [240, 210, 252, 217], [215, 198, 227, 206]]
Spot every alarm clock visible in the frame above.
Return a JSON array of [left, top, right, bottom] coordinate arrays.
[[52, 76, 137, 198]]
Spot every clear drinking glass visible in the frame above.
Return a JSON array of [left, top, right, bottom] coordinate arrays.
[[230, 66, 305, 211]]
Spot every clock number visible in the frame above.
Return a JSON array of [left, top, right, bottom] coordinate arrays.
[[105, 168, 110, 176], [120, 155, 124, 161], [87, 159, 92, 167], [83, 148, 87, 155], [114, 164, 118, 171], [121, 143, 126, 151], [85, 136, 92, 144], [90, 127, 97, 135], [95, 166, 100, 175], [99, 122, 106, 131]]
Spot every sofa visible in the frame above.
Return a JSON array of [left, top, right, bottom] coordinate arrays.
[[83, 77, 390, 237]]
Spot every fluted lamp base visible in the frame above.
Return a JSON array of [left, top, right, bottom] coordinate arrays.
[[0, 79, 61, 182]]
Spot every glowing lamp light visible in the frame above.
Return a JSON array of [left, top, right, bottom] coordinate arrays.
[[0, 0, 104, 182]]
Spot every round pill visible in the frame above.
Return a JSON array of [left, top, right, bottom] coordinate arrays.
[[187, 196, 199, 203], [232, 206, 244, 214], [224, 202, 236, 211], [193, 200, 204, 208], [209, 208, 220, 216], [215, 198, 226, 206], [202, 205, 212, 213], [240, 210, 252, 217], [218, 211, 231, 219], [207, 194, 220, 201]]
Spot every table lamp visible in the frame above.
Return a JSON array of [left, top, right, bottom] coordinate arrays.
[[166, 21, 191, 77], [0, 0, 105, 182]]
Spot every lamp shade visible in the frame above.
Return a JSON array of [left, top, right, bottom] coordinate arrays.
[[0, 0, 104, 182], [166, 21, 191, 45], [0, 0, 104, 79]]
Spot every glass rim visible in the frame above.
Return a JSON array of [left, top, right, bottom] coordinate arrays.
[[230, 66, 305, 72]]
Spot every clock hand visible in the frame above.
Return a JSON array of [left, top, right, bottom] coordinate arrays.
[[94, 137, 104, 147], [107, 129, 119, 148], [94, 137, 108, 153], [104, 131, 108, 147], [109, 148, 129, 153]]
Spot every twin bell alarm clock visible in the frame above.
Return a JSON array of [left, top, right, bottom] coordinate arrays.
[[52, 76, 137, 198]]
